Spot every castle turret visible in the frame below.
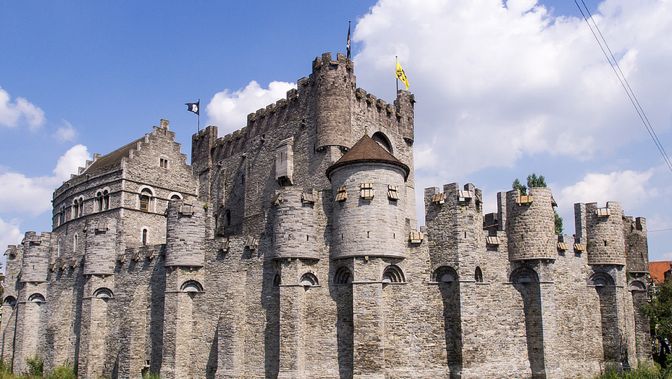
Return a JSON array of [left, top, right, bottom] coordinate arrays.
[[312, 52, 355, 151], [83, 218, 117, 275], [165, 200, 205, 267], [20, 232, 51, 283], [271, 188, 319, 260], [624, 216, 648, 273], [506, 187, 557, 261], [327, 134, 409, 259], [583, 202, 626, 266], [395, 90, 415, 144], [424, 183, 484, 276]]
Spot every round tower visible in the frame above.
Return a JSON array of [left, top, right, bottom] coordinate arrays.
[[312, 52, 355, 150], [165, 200, 205, 267], [83, 218, 117, 275], [20, 232, 51, 283], [585, 202, 626, 266], [506, 187, 556, 261], [624, 216, 648, 273], [271, 188, 319, 260], [327, 134, 409, 259]]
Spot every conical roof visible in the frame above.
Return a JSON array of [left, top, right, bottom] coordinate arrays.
[[326, 134, 410, 180]]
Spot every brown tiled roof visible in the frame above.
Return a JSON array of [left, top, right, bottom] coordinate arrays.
[[649, 261, 672, 284], [326, 134, 409, 179], [83, 137, 143, 175]]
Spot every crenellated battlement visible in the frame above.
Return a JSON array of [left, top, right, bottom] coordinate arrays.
[[577, 201, 627, 266]]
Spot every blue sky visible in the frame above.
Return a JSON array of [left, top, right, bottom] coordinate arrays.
[[1, 0, 671, 262]]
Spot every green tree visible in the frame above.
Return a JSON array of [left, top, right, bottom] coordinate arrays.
[[645, 279, 672, 367], [512, 173, 563, 235]]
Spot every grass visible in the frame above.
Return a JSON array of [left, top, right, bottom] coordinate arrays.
[[595, 362, 672, 379]]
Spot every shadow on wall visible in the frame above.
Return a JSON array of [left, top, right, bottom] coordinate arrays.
[[511, 267, 546, 379], [436, 266, 463, 379], [330, 265, 353, 379]]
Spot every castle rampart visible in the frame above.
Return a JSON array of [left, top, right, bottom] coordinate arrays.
[[0, 51, 652, 379]]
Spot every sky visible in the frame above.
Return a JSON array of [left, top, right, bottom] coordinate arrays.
[[1, 0, 671, 263]]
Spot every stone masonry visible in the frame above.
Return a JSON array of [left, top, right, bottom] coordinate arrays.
[[1, 52, 651, 378]]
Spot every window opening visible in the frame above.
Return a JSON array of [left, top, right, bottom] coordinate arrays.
[[360, 183, 374, 200]]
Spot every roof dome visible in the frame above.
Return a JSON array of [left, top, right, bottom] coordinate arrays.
[[326, 134, 410, 180]]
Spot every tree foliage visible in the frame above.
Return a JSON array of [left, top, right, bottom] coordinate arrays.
[[645, 279, 672, 366]]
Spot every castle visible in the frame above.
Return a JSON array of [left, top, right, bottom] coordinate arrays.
[[0, 52, 651, 378]]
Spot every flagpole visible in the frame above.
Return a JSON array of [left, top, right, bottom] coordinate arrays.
[[395, 56, 399, 94], [197, 98, 200, 132]]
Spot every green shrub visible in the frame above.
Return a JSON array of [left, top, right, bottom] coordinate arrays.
[[47, 363, 76, 379], [142, 372, 160, 379], [594, 362, 671, 379], [25, 356, 43, 376]]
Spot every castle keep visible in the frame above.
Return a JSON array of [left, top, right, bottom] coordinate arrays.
[[1, 52, 651, 378]]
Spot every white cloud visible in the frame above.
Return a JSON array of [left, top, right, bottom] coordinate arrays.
[[206, 80, 296, 134], [0, 218, 22, 251], [0, 87, 45, 130], [353, 0, 672, 178], [53, 144, 89, 181], [0, 145, 90, 215], [557, 169, 655, 210], [54, 120, 77, 142]]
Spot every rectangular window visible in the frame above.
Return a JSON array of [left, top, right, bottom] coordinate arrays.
[[360, 183, 374, 200], [159, 158, 169, 168], [335, 186, 348, 202], [387, 185, 399, 201]]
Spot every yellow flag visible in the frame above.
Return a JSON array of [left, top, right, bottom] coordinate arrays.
[[395, 61, 410, 90]]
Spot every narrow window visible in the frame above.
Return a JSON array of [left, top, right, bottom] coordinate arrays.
[[142, 228, 148, 246], [73, 234, 79, 253], [59, 205, 66, 225], [102, 190, 110, 210], [159, 158, 169, 169], [225, 210, 231, 226], [475, 267, 483, 283], [139, 188, 153, 212], [387, 185, 400, 201], [335, 186, 348, 202], [96, 191, 103, 212]]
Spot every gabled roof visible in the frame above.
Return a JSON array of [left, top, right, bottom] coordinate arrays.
[[82, 137, 143, 175], [326, 134, 409, 179]]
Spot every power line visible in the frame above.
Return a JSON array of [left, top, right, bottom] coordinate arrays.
[[574, 0, 672, 174], [649, 227, 672, 233]]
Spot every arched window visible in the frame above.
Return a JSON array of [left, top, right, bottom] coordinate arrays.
[[300, 273, 319, 287], [96, 191, 103, 211], [102, 190, 110, 210], [72, 198, 82, 218], [334, 266, 352, 285], [73, 233, 79, 253], [28, 293, 46, 304], [510, 267, 539, 285], [3, 296, 17, 307], [141, 228, 148, 246], [139, 188, 154, 212], [169, 193, 182, 201], [372, 132, 393, 154], [382, 265, 405, 283], [60, 205, 66, 225], [434, 266, 457, 284], [93, 288, 114, 300], [180, 280, 204, 293], [475, 267, 483, 283], [589, 272, 614, 288]]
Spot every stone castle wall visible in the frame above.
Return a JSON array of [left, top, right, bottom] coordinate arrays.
[[0, 52, 651, 378]]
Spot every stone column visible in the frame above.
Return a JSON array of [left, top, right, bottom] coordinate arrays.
[[352, 258, 385, 379]]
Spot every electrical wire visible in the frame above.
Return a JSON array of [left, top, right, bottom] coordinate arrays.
[[574, 0, 672, 173]]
